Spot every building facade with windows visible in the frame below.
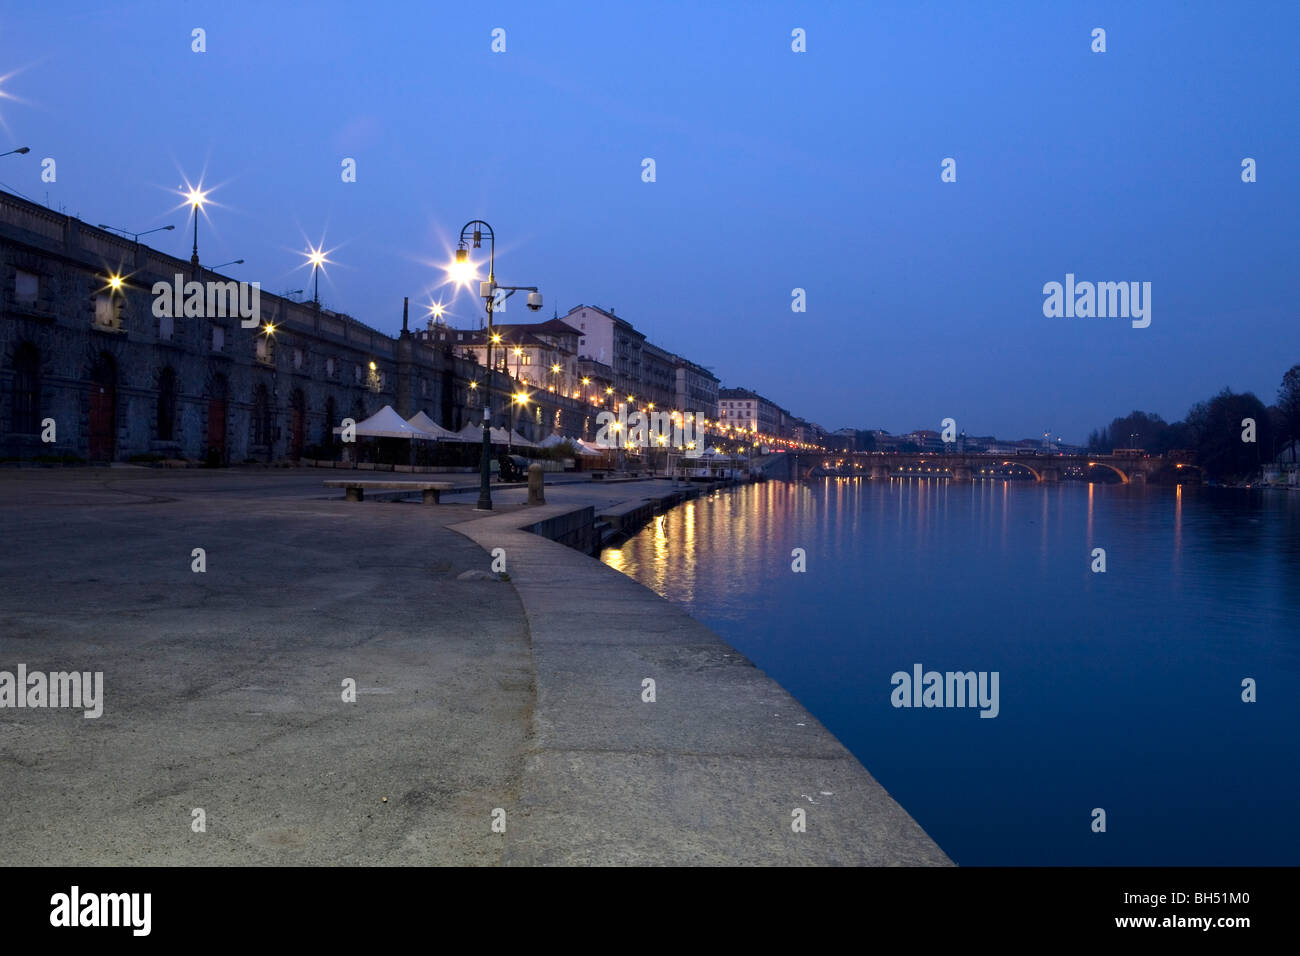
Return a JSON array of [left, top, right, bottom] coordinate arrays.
[[718, 386, 785, 436], [673, 356, 719, 420], [0, 189, 588, 463], [558, 304, 647, 401]]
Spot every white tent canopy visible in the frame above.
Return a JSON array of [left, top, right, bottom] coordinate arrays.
[[539, 433, 572, 448], [334, 404, 437, 440], [406, 411, 459, 440], [575, 439, 608, 457], [448, 422, 543, 448]]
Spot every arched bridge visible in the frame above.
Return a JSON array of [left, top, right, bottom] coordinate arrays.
[[783, 452, 1201, 484]]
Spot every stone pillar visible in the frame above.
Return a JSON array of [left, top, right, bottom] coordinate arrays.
[[528, 463, 545, 505], [870, 464, 890, 479], [1129, 470, 1146, 484], [951, 464, 973, 482], [1040, 466, 1060, 483]]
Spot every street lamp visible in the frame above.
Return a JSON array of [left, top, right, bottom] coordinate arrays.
[[0, 147, 30, 158], [305, 246, 329, 307], [210, 258, 244, 270], [185, 186, 209, 273], [451, 219, 543, 511], [98, 223, 175, 245], [511, 391, 530, 453]]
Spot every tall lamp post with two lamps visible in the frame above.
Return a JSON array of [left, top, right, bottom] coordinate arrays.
[[449, 220, 543, 511]]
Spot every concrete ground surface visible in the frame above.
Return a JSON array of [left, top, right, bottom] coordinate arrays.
[[0, 465, 950, 866]]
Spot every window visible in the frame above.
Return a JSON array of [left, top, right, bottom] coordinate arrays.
[[354, 364, 363, 384], [9, 342, 40, 434], [159, 314, 174, 341], [256, 336, 271, 363], [14, 270, 38, 306], [212, 325, 225, 351], [94, 294, 118, 329], [293, 348, 304, 370], [326, 357, 336, 377]]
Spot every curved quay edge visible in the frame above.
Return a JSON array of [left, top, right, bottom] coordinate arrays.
[[451, 498, 953, 867]]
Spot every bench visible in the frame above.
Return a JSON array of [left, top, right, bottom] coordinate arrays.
[[324, 480, 455, 504]]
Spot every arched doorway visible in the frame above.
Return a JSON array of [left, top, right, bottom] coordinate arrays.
[[9, 342, 41, 435], [322, 395, 337, 453], [253, 384, 273, 457], [88, 352, 116, 461], [157, 366, 178, 442], [206, 374, 228, 466], [290, 389, 305, 460]]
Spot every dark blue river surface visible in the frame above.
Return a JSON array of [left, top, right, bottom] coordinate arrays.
[[602, 478, 1300, 865]]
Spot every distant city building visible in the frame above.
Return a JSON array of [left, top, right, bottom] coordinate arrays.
[[907, 429, 944, 452], [672, 355, 719, 420], [640, 340, 676, 411], [718, 386, 783, 436], [558, 304, 645, 401], [454, 317, 585, 399], [791, 418, 825, 445]]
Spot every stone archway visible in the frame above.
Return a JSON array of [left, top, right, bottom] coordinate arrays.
[[206, 373, 229, 466], [87, 352, 117, 461]]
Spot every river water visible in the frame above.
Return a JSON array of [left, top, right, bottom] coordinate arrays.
[[601, 478, 1300, 865]]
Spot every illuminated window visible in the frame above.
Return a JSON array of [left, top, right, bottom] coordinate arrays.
[[14, 270, 38, 305], [93, 294, 118, 329]]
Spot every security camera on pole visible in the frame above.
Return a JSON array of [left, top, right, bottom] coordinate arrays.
[[449, 220, 543, 511]]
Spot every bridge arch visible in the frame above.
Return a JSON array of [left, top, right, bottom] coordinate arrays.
[[1000, 460, 1042, 481], [1085, 461, 1130, 483]]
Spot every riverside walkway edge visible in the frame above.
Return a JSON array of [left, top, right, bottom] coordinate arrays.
[[451, 499, 953, 866]]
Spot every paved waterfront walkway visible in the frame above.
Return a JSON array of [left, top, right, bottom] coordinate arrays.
[[0, 466, 949, 865], [453, 502, 950, 865]]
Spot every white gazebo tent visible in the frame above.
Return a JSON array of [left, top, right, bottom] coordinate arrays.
[[452, 422, 487, 443], [405, 411, 459, 441], [334, 404, 438, 440]]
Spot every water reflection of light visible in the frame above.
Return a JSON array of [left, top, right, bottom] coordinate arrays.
[[1173, 483, 1183, 574], [1001, 480, 1009, 549], [1087, 482, 1095, 546], [1041, 486, 1049, 559], [650, 512, 670, 595]]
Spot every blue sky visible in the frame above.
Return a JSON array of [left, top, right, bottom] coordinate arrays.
[[2, 0, 1296, 441]]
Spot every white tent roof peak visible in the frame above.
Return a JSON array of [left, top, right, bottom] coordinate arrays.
[[333, 404, 437, 439]]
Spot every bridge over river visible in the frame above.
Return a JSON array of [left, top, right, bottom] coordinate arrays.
[[762, 452, 1202, 484]]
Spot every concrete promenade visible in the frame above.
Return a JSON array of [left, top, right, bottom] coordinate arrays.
[[0, 465, 949, 865]]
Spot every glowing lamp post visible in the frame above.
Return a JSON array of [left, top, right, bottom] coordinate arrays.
[[186, 187, 208, 274], [451, 220, 543, 511]]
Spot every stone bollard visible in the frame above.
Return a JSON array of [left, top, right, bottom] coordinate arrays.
[[527, 463, 545, 505]]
